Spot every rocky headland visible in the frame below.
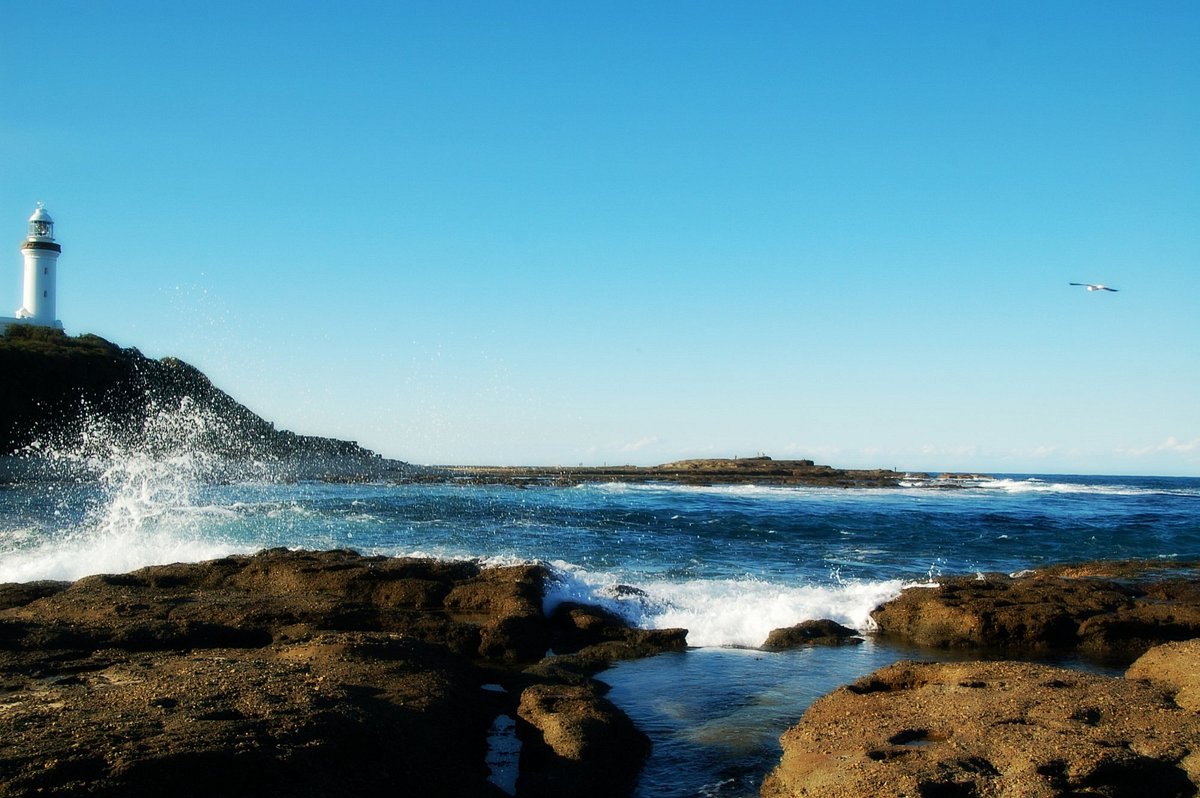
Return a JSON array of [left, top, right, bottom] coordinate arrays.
[[0, 548, 685, 797], [0, 326, 404, 481]]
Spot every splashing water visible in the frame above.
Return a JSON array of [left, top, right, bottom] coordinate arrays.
[[543, 562, 905, 648], [0, 396, 265, 582]]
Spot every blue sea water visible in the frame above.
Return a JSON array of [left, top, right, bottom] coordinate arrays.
[[1, 442, 1197, 796]]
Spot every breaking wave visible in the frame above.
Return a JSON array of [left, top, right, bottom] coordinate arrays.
[[543, 562, 905, 649], [0, 397, 273, 582]]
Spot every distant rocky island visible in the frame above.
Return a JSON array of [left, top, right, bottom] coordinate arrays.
[[1, 326, 918, 487], [431, 457, 907, 488]]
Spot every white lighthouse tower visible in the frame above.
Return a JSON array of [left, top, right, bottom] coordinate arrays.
[[14, 204, 63, 328]]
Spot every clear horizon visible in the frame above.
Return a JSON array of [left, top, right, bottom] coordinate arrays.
[[2, 3, 1197, 476]]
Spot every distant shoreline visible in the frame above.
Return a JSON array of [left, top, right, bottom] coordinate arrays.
[[409, 457, 943, 488], [2, 452, 983, 489]]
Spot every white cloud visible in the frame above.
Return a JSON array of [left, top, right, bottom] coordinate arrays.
[[1117, 436, 1200, 457], [619, 436, 661, 453]]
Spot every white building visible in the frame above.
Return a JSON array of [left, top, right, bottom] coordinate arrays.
[[0, 204, 64, 333]]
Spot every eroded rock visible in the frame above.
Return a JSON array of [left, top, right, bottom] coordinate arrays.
[[1127, 638, 1200, 713], [871, 565, 1200, 663], [549, 602, 687, 661], [761, 658, 1200, 798], [516, 683, 650, 798], [0, 549, 676, 797], [762, 619, 862, 650]]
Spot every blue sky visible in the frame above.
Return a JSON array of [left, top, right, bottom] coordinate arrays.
[[2, 2, 1197, 474]]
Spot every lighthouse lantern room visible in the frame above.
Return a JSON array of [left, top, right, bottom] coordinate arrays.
[[14, 203, 64, 329]]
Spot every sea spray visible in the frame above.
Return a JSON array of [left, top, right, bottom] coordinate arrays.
[[0, 396, 267, 582]]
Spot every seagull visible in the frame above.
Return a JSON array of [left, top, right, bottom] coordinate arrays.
[[1070, 283, 1119, 292]]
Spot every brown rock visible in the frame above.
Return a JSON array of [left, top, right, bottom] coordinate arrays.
[[0, 580, 68, 611], [761, 619, 862, 650], [1127, 638, 1200, 713], [549, 602, 687, 660], [440, 458, 905, 488], [0, 633, 496, 797], [871, 567, 1200, 663], [761, 659, 1200, 798], [1077, 584, 1200, 662], [516, 683, 650, 798], [0, 549, 669, 797], [445, 565, 549, 662]]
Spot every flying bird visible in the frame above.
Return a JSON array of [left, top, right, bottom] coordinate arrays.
[[1070, 283, 1118, 292]]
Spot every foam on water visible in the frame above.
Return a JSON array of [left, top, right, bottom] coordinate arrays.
[[543, 561, 905, 648], [906, 474, 1200, 498], [640, 577, 906, 647], [0, 522, 248, 583], [975, 477, 1200, 497], [590, 481, 892, 501], [589, 474, 1200, 503]]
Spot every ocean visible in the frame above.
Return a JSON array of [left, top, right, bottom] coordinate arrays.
[[1, 431, 1197, 797]]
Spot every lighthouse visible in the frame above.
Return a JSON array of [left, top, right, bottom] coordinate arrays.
[[12, 204, 63, 329]]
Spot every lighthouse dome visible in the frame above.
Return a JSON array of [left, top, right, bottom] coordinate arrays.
[[28, 206, 53, 224], [26, 205, 55, 242]]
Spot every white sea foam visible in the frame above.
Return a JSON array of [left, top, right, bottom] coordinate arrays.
[[646, 578, 906, 648], [587, 481, 869, 500], [972, 477, 1196, 497], [0, 529, 250, 584], [543, 562, 906, 649]]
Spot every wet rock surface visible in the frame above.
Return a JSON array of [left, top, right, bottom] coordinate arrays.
[[762, 619, 863, 650], [762, 651, 1200, 798], [516, 683, 651, 798], [0, 549, 683, 797], [870, 562, 1200, 664]]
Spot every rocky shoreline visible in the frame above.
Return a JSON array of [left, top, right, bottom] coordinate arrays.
[[762, 650, 1200, 798], [764, 561, 1200, 797], [3, 553, 1198, 797], [0, 549, 684, 797]]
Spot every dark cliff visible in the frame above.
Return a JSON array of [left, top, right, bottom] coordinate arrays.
[[0, 325, 385, 465]]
